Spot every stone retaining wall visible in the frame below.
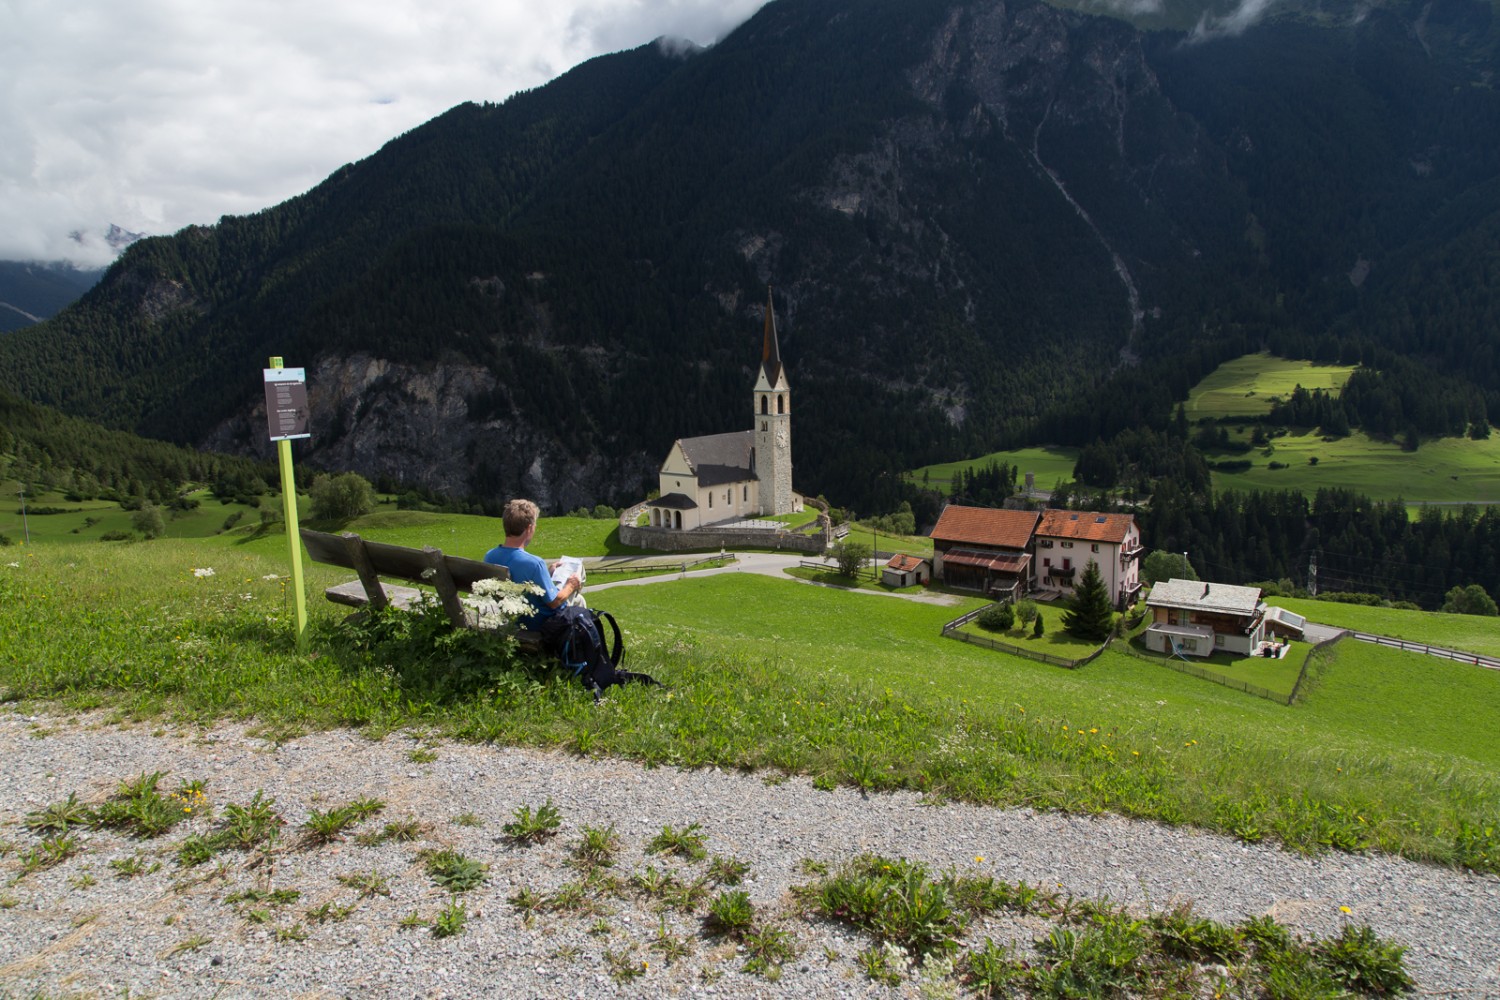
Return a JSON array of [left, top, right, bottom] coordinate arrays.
[[617, 500, 829, 554]]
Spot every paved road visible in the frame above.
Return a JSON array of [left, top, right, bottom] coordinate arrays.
[[587, 552, 963, 606]]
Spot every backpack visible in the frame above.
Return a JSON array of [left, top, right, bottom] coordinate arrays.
[[539, 605, 660, 698]]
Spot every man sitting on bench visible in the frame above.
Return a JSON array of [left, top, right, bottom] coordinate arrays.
[[482, 499, 582, 627]]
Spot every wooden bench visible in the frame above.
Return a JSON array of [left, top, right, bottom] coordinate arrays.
[[300, 528, 541, 648]]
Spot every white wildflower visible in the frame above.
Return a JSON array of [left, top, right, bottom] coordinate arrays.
[[192, 567, 215, 578], [5, 562, 18, 569], [262, 573, 280, 581], [466, 577, 544, 629], [241, 594, 254, 601]]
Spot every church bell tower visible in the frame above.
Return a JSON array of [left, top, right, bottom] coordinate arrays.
[[753, 287, 794, 515]]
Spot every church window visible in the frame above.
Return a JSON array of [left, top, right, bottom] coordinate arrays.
[[743, 486, 748, 501], [708, 493, 713, 509], [761, 397, 768, 414], [777, 395, 785, 414], [761, 421, 767, 432], [674, 511, 682, 529]]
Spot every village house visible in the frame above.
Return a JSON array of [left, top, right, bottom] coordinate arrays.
[[882, 553, 930, 588], [1032, 509, 1143, 609], [930, 505, 1040, 600], [1142, 578, 1269, 657]]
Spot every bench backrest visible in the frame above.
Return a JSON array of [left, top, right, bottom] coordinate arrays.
[[300, 528, 510, 628]]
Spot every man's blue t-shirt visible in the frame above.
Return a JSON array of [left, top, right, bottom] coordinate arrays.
[[482, 545, 557, 625]]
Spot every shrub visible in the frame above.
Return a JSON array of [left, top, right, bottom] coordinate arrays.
[[1015, 599, 1039, 626], [977, 604, 1014, 632], [131, 504, 164, 540], [1033, 613, 1045, 638], [830, 540, 871, 578], [309, 472, 376, 521]]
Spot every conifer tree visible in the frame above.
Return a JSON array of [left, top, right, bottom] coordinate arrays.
[[1063, 560, 1114, 642]]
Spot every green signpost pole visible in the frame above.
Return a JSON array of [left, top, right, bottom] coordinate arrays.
[[268, 356, 309, 650]]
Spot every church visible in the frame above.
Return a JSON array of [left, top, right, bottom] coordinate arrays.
[[643, 289, 799, 531]]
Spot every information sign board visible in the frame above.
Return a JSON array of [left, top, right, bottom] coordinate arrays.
[[263, 367, 311, 441]]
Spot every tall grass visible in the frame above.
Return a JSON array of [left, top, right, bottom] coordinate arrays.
[[2, 540, 1497, 874]]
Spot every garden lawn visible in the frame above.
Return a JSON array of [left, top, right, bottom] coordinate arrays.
[[1269, 597, 1500, 658], [1185, 353, 1357, 421], [2, 540, 1498, 872]]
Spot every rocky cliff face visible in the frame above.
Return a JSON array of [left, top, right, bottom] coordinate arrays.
[[204, 355, 653, 509]]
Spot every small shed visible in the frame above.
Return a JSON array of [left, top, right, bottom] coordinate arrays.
[[883, 553, 930, 588]]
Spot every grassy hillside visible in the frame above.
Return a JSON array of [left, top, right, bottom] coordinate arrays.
[[1270, 596, 1500, 657], [1184, 352, 1357, 421], [905, 446, 1082, 494], [2, 523, 1497, 875]]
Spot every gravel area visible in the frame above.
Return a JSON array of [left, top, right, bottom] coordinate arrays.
[[1, 709, 1496, 998]]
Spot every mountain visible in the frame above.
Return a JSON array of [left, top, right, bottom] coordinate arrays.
[[1, 0, 1497, 512], [0, 262, 103, 333]]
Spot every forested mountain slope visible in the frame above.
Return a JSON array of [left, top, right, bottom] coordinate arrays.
[[1, 0, 1496, 511]]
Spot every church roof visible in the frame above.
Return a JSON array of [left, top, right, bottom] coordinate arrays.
[[761, 286, 784, 388], [679, 430, 755, 486]]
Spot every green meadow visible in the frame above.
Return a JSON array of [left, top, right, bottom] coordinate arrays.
[[2, 511, 1498, 876], [905, 446, 1081, 493], [1270, 597, 1500, 658], [1185, 352, 1358, 421], [1206, 430, 1500, 502]]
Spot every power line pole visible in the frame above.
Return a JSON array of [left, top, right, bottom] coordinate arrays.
[[18, 486, 30, 545]]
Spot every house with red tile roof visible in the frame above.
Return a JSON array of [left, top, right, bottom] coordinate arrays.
[[1033, 509, 1143, 609], [882, 553, 930, 588], [930, 505, 1041, 599]]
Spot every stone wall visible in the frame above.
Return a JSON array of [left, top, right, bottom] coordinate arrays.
[[617, 501, 829, 554]]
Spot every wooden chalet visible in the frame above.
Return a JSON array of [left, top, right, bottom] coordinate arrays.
[[930, 505, 1040, 599]]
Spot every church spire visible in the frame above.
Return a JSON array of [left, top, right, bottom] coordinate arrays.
[[761, 285, 783, 388]]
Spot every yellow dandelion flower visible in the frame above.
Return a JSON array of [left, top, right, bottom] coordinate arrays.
[[1089, 728, 1098, 734], [1132, 750, 1140, 756], [975, 855, 985, 863], [1340, 905, 1352, 914]]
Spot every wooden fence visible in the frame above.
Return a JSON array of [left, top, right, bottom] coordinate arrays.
[[939, 604, 1107, 670], [1349, 631, 1500, 671]]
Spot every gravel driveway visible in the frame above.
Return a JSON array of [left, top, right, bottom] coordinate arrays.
[[1, 711, 1495, 998]]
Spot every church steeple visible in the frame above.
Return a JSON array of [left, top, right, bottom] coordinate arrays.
[[753, 285, 793, 515], [760, 285, 783, 389]]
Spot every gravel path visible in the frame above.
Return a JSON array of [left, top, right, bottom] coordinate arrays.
[[1, 710, 1496, 998]]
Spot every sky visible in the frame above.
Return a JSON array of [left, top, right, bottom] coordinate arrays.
[[0, 0, 767, 267]]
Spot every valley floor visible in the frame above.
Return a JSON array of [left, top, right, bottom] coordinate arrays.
[[1, 711, 1495, 998]]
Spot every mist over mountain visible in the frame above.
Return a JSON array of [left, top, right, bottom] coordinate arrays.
[[1, 0, 1496, 512], [0, 262, 104, 334]]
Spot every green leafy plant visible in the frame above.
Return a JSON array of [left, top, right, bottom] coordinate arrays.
[[502, 799, 562, 844], [336, 870, 392, 898], [420, 849, 488, 893], [707, 854, 750, 885], [571, 824, 620, 870], [25, 792, 91, 835], [18, 833, 80, 875], [647, 822, 706, 861], [705, 889, 755, 937], [1315, 923, 1415, 996], [741, 923, 797, 978], [431, 898, 468, 938]]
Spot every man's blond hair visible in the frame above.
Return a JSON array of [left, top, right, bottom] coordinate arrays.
[[502, 499, 540, 537]]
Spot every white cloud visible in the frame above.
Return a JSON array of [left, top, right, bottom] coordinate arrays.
[[1188, 0, 1281, 42], [0, 0, 765, 265]]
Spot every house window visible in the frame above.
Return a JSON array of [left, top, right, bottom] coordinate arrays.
[[1214, 634, 1225, 647], [1062, 541, 1074, 549], [1039, 539, 1052, 548], [1043, 558, 1051, 568], [1062, 559, 1071, 570], [1091, 543, 1099, 553]]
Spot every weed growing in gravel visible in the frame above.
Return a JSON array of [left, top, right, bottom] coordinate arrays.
[[451, 811, 483, 828], [650, 918, 694, 964], [302, 805, 362, 844], [632, 864, 674, 899], [604, 946, 647, 983], [432, 898, 468, 938], [808, 856, 964, 960], [570, 824, 619, 871], [164, 934, 212, 958], [408, 748, 438, 764], [501, 799, 562, 844], [18, 833, 81, 876], [704, 889, 754, 937], [336, 870, 392, 898], [68, 870, 97, 889], [173, 789, 284, 867], [356, 817, 426, 846], [275, 923, 308, 943], [707, 854, 750, 885], [589, 917, 613, 937], [662, 874, 712, 913], [397, 910, 427, 930], [109, 854, 161, 879], [741, 923, 797, 979], [305, 900, 357, 923], [420, 849, 488, 892], [647, 822, 707, 860], [857, 941, 908, 985], [24, 792, 91, 834], [508, 886, 545, 917]]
